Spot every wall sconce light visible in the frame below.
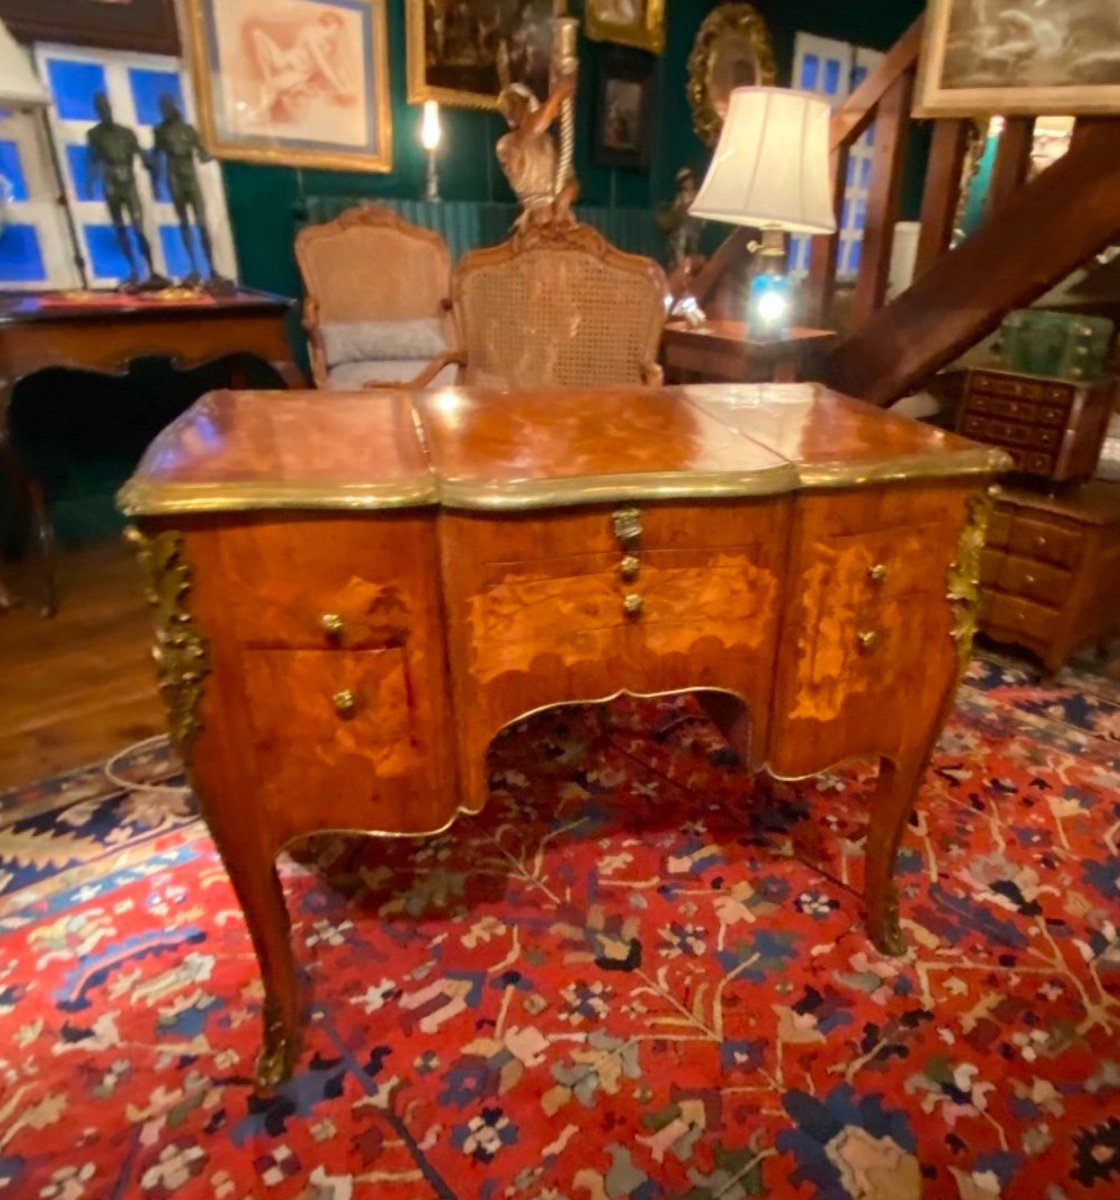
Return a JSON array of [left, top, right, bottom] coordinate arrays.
[[421, 100, 442, 203]]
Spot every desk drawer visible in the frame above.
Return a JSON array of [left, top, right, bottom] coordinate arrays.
[[982, 593, 1061, 644], [217, 516, 437, 650], [1008, 516, 1083, 568], [997, 555, 1072, 609], [243, 648, 419, 793]]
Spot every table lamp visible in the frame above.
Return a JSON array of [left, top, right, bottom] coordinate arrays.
[[690, 87, 836, 340]]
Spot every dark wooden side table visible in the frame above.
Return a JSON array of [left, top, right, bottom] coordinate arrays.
[[662, 320, 836, 385], [0, 288, 303, 614], [980, 481, 1120, 676]]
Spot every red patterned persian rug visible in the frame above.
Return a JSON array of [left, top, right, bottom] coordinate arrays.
[[1, 652, 1119, 1200]]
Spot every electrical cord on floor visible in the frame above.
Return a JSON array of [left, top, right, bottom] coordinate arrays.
[[103, 734, 191, 797]]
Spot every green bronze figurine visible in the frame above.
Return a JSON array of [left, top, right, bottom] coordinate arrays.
[[150, 94, 232, 292], [85, 92, 168, 291]]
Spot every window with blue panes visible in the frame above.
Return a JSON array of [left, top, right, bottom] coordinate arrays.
[[788, 35, 883, 286], [0, 102, 83, 290], [34, 43, 236, 288]]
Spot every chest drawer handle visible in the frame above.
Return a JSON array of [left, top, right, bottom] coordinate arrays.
[[1034, 535, 1047, 549], [623, 593, 644, 618], [612, 508, 642, 548], [320, 613, 346, 642], [620, 554, 640, 581], [867, 563, 888, 584], [332, 689, 359, 718], [1023, 574, 1036, 587], [857, 630, 880, 652]]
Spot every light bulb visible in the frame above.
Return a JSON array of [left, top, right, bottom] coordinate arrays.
[[755, 290, 788, 325], [421, 100, 441, 152]]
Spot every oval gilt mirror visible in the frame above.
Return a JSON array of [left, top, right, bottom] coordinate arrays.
[[687, 3, 776, 147]]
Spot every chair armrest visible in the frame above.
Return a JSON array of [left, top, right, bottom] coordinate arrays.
[[641, 362, 664, 387], [363, 349, 467, 390]]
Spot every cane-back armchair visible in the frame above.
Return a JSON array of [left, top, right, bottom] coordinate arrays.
[[396, 223, 669, 390], [295, 204, 457, 389]]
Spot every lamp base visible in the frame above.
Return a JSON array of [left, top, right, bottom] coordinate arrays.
[[747, 228, 791, 340]]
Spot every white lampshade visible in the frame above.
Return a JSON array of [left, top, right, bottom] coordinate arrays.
[[691, 87, 836, 236], [0, 18, 49, 107]]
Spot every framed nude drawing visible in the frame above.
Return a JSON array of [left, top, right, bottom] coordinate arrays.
[[185, 0, 392, 172], [406, 0, 554, 110], [916, 0, 1120, 116]]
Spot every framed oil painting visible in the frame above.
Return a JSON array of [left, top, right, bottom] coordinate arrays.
[[584, 0, 665, 56], [916, 0, 1120, 116], [184, 0, 392, 173], [0, 0, 180, 55], [593, 48, 654, 170], [407, 0, 554, 111]]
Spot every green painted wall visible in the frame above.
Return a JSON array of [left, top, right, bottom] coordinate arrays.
[[223, 0, 926, 302]]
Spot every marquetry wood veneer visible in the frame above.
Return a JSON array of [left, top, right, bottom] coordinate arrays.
[[120, 383, 1007, 1086]]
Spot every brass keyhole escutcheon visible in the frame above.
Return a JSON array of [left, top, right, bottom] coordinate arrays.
[[620, 555, 640, 581], [623, 593, 643, 618], [867, 563, 888, 584], [857, 630, 879, 652], [612, 507, 642, 549], [332, 688, 358, 718]]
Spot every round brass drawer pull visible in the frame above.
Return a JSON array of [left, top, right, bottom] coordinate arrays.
[[332, 688, 358, 718], [623, 593, 643, 618], [1034, 535, 1047, 549], [1023, 574, 1036, 587], [320, 612, 345, 641], [857, 630, 880, 652], [620, 554, 640, 581], [867, 563, 888, 584]]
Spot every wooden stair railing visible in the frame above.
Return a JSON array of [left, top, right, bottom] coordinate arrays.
[[686, 14, 1120, 409], [826, 119, 1120, 405]]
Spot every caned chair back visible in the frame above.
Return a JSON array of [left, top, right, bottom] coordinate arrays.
[[452, 223, 669, 389], [295, 204, 452, 387]]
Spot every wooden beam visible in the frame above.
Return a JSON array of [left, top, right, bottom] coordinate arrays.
[[830, 16, 924, 151], [851, 70, 914, 327], [825, 119, 1120, 406], [984, 116, 1034, 220], [691, 228, 751, 309], [805, 143, 851, 326], [913, 119, 971, 279]]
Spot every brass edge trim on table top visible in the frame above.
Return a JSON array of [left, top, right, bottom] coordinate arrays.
[[434, 464, 801, 512], [117, 477, 440, 517], [795, 447, 1013, 489]]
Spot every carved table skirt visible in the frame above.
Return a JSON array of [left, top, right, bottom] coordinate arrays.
[[120, 383, 1008, 1085]]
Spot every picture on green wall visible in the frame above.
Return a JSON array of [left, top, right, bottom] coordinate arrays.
[[916, 0, 1120, 115], [184, 0, 393, 172], [407, 0, 554, 110]]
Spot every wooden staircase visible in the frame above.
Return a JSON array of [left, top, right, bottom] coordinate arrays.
[[690, 16, 1120, 407]]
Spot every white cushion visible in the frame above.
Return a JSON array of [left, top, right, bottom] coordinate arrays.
[[326, 359, 458, 390], [321, 317, 448, 365]]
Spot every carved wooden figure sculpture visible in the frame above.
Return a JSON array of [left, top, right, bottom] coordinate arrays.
[[120, 383, 1008, 1087]]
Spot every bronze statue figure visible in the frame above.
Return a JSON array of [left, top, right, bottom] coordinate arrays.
[[657, 166, 704, 269], [85, 92, 168, 291], [150, 94, 231, 291]]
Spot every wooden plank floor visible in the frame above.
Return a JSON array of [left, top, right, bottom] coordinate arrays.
[[0, 539, 165, 791]]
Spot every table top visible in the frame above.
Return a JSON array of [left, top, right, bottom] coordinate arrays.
[[119, 383, 1010, 517], [663, 320, 837, 351], [0, 287, 294, 325]]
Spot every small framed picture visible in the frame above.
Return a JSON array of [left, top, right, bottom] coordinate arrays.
[[184, 0, 393, 173], [407, 0, 554, 110], [585, 0, 665, 56], [593, 48, 655, 171]]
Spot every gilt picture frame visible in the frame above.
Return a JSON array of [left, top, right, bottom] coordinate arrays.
[[184, 0, 393, 173], [406, 0, 554, 111], [584, 0, 666, 56], [915, 0, 1120, 116], [686, 3, 776, 148]]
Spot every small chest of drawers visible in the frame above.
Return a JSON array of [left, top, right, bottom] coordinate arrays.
[[980, 482, 1120, 674], [958, 368, 1114, 482]]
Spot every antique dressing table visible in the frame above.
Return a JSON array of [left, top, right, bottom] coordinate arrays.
[[119, 383, 1008, 1085]]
